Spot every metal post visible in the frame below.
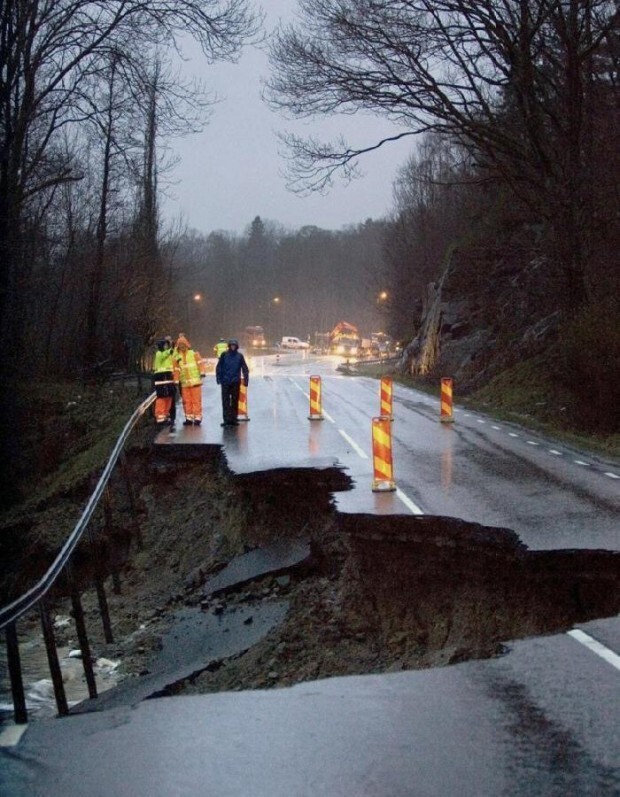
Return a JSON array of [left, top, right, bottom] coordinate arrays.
[[67, 570, 98, 700], [39, 600, 69, 717], [94, 577, 114, 644], [120, 452, 143, 549], [5, 623, 28, 724], [103, 488, 122, 594]]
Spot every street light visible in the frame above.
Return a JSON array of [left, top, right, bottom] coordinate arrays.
[[378, 290, 388, 302], [187, 292, 203, 330], [271, 296, 283, 341]]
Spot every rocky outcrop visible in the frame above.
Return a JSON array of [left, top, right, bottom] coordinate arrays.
[[398, 250, 562, 392]]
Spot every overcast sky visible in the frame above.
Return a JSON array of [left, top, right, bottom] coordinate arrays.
[[161, 1, 413, 236]]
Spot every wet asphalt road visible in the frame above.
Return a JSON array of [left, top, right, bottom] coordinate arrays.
[[1, 621, 619, 796], [2, 352, 618, 795], [160, 351, 620, 552]]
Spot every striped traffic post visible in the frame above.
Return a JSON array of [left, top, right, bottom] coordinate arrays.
[[440, 377, 455, 423], [308, 375, 324, 420], [371, 416, 396, 492], [237, 382, 250, 421], [380, 375, 394, 420]]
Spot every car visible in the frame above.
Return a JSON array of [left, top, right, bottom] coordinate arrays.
[[280, 336, 310, 350]]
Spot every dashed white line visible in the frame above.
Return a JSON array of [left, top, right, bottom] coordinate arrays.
[[549, 450, 562, 456], [509, 433, 519, 438], [338, 429, 368, 459], [395, 488, 424, 516], [568, 629, 620, 672], [527, 441, 539, 446], [604, 472, 620, 480], [574, 460, 590, 467], [323, 410, 335, 424], [477, 419, 486, 424], [492, 425, 501, 430]]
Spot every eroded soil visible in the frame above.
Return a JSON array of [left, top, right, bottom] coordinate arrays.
[[3, 442, 620, 717]]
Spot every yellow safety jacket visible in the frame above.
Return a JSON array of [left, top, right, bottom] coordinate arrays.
[[153, 349, 175, 385], [214, 341, 228, 357], [174, 349, 205, 387]]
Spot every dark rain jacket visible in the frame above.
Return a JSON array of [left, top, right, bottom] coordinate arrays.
[[216, 350, 249, 386]]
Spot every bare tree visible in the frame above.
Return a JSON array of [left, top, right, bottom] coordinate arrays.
[[0, 0, 260, 346], [267, 0, 618, 310]]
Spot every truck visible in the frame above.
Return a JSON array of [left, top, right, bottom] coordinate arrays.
[[329, 321, 361, 356], [244, 326, 266, 349]]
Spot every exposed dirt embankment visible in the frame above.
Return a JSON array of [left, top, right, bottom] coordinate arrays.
[[3, 443, 619, 715]]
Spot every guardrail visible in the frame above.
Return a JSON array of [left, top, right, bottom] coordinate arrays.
[[0, 391, 156, 724]]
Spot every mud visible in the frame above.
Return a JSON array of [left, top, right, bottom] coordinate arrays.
[[2, 443, 619, 719]]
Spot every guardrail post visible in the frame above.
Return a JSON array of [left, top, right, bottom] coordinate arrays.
[[39, 599, 69, 716], [67, 569, 98, 700], [103, 488, 122, 594], [94, 577, 114, 644], [5, 622, 28, 724], [120, 453, 143, 550]]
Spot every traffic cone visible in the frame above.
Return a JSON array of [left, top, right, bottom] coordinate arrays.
[[440, 377, 455, 423], [308, 375, 324, 420], [371, 416, 396, 492], [237, 382, 250, 421], [380, 376, 394, 420]]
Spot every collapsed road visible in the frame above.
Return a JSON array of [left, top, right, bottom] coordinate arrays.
[[1, 352, 619, 796]]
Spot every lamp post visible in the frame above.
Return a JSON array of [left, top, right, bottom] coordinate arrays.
[[271, 296, 283, 343], [187, 292, 203, 331]]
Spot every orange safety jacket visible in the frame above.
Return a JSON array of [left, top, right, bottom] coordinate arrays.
[[174, 349, 206, 387]]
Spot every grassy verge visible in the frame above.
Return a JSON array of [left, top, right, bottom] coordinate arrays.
[[352, 358, 620, 460], [1, 380, 153, 521]]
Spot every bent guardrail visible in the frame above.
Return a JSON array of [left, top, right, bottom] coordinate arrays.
[[0, 392, 156, 724]]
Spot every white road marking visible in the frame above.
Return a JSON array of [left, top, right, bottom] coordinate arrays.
[[395, 488, 424, 515], [604, 472, 620, 480], [338, 429, 368, 459], [568, 629, 620, 672], [492, 425, 501, 430], [323, 410, 336, 424], [0, 724, 28, 748], [549, 449, 562, 456], [527, 441, 539, 446], [574, 460, 590, 467], [477, 419, 486, 424]]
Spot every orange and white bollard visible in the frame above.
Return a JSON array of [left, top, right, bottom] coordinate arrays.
[[371, 416, 396, 492], [440, 377, 455, 423], [237, 382, 250, 421], [308, 375, 324, 420], [380, 375, 394, 420]]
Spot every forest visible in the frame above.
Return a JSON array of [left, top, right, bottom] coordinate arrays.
[[1, 0, 619, 495]]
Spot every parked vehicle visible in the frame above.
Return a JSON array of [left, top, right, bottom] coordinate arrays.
[[370, 332, 394, 357], [280, 336, 309, 349]]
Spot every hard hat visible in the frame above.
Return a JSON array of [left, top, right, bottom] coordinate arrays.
[[228, 339, 239, 346]]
